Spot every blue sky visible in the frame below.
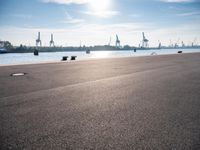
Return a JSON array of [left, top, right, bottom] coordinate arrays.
[[0, 0, 200, 46]]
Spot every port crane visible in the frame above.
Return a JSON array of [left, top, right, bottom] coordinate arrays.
[[169, 39, 173, 47], [158, 40, 162, 49], [142, 32, 149, 48], [115, 35, 120, 47], [108, 37, 112, 46], [192, 38, 198, 47], [49, 34, 55, 47], [174, 38, 180, 48], [36, 32, 42, 47], [181, 41, 185, 48]]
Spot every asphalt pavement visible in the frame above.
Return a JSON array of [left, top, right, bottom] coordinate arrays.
[[0, 53, 200, 149]]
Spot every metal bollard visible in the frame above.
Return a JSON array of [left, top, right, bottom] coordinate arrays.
[[62, 56, 68, 61], [71, 56, 77, 60]]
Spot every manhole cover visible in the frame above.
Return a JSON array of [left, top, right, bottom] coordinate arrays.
[[11, 73, 27, 77]]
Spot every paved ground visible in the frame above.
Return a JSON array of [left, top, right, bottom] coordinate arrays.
[[0, 53, 200, 150]]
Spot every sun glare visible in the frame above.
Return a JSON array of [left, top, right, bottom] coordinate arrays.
[[89, 0, 110, 12]]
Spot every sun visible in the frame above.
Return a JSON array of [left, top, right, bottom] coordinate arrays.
[[89, 0, 110, 12]]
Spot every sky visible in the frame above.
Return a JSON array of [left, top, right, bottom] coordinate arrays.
[[0, 0, 200, 47]]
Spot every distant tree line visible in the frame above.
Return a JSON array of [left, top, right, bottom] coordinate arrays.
[[0, 41, 14, 51], [3, 40, 174, 53], [4, 42, 138, 53]]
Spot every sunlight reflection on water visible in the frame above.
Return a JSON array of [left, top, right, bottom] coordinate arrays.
[[0, 49, 200, 65]]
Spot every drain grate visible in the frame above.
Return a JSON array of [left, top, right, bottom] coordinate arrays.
[[11, 73, 27, 77]]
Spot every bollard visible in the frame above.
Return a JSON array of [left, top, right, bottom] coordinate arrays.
[[34, 49, 39, 56], [86, 49, 90, 54], [71, 56, 77, 60], [62, 56, 68, 61]]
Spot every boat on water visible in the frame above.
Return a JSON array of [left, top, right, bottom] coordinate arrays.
[[0, 47, 7, 54]]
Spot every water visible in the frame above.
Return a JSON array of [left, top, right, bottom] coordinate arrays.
[[0, 48, 200, 66]]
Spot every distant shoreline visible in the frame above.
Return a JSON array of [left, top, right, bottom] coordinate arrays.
[[4, 46, 200, 53]]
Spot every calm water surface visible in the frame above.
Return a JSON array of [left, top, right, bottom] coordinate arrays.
[[0, 49, 200, 65]]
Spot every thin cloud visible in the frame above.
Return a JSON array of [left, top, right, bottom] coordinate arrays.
[[159, 0, 195, 3], [11, 14, 32, 19], [61, 10, 85, 24], [82, 10, 119, 18], [61, 18, 85, 24], [129, 14, 141, 18], [41, 0, 90, 5], [177, 11, 200, 16]]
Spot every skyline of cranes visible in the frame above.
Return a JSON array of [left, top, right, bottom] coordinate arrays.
[[34, 31, 199, 48]]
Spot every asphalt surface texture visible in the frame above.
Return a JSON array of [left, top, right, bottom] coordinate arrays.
[[0, 53, 200, 150]]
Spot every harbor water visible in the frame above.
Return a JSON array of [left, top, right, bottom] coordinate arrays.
[[0, 48, 200, 66]]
